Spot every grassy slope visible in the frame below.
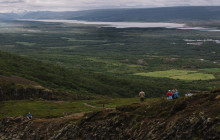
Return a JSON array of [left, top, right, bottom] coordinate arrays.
[[1, 91, 219, 119], [1, 50, 193, 99], [0, 92, 219, 140], [0, 98, 142, 119], [121, 93, 220, 118], [0, 50, 139, 98], [72, 92, 220, 139], [0, 100, 98, 119]]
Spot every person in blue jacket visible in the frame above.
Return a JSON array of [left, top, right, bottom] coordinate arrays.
[[27, 112, 32, 120], [173, 89, 179, 99]]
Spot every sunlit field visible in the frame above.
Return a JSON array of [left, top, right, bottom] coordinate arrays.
[[134, 69, 216, 80]]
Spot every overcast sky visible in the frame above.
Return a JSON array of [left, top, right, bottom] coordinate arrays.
[[1, 0, 220, 13]]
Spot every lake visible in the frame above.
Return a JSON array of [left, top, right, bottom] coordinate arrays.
[[19, 19, 220, 32]]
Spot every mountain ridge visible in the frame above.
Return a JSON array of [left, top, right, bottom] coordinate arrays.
[[1, 6, 220, 22]]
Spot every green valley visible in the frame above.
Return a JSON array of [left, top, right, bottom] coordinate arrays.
[[0, 6, 220, 140], [0, 20, 219, 96]]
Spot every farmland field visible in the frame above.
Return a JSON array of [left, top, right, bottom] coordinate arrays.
[[134, 69, 216, 80]]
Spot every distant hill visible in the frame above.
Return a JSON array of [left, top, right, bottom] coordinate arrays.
[[20, 6, 220, 22], [0, 13, 19, 21]]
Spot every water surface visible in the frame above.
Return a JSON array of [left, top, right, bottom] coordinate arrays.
[[20, 19, 220, 32]]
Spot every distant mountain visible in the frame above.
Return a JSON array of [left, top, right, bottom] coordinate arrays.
[[0, 13, 19, 21], [21, 11, 78, 20], [21, 6, 220, 22]]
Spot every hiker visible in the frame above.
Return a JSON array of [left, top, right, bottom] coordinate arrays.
[[171, 89, 176, 98], [27, 112, 32, 120], [173, 89, 179, 99], [166, 90, 173, 100], [172, 89, 176, 94], [139, 90, 145, 102]]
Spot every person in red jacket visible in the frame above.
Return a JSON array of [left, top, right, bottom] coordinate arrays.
[[166, 90, 173, 100]]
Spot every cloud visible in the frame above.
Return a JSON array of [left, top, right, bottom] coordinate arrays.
[[0, 0, 220, 13], [0, 0, 24, 3]]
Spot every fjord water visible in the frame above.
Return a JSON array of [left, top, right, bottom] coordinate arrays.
[[22, 19, 220, 31]]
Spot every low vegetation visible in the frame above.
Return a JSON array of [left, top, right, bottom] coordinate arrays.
[[1, 91, 219, 120], [0, 97, 147, 119], [0, 100, 98, 119]]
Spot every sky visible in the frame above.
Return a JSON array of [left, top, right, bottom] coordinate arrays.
[[0, 0, 220, 13]]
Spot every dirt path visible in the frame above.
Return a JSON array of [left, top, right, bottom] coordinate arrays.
[[83, 103, 97, 108], [83, 102, 115, 110], [34, 112, 85, 123], [61, 112, 85, 119], [32, 103, 114, 123]]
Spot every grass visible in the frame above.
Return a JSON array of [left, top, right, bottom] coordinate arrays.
[[134, 69, 215, 81], [0, 100, 99, 119], [172, 73, 215, 80], [1, 93, 219, 120], [87, 98, 140, 108], [0, 98, 158, 119], [86, 57, 145, 74], [201, 68, 220, 73], [88, 97, 160, 108]]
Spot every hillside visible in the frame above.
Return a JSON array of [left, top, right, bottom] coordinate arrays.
[[1, 50, 186, 100], [0, 50, 138, 99], [21, 6, 220, 22], [0, 92, 219, 139]]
